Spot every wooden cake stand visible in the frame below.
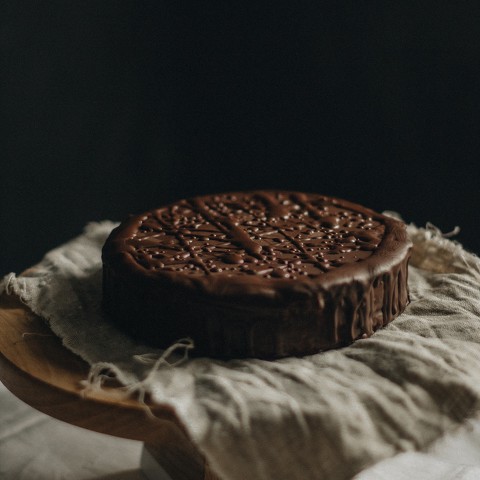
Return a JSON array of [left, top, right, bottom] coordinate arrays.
[[0, 293, 221, 480]]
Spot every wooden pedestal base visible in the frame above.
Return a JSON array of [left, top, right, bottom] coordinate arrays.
[[0, 294, 221, 480]]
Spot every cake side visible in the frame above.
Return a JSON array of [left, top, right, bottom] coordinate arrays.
[[102, 247, 410, 358]]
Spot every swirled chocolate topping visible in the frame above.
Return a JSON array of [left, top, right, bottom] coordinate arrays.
[[102, 191, 412, 358]]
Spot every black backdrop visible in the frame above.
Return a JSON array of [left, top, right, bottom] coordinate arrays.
[[2, 2, 480, 274]]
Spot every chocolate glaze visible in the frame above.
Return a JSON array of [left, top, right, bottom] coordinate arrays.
[[102, 191, 412, 358]]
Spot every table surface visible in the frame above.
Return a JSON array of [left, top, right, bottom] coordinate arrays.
[[1, 293, 480, 480]]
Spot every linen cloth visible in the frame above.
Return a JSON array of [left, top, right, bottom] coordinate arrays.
[[1, 220, 480, 480]]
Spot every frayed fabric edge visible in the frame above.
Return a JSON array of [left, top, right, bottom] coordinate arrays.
[[80, 338, 195, 417], [407, 222, 480, 279], [0, 273, 17, 296]]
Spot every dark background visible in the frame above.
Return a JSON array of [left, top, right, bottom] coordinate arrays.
[[2, 2, 480, 274]]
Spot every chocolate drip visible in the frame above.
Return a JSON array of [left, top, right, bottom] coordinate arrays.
[[326, 258, 410, 346], [154, 213, 211, 275], [254, 191, 290, 219], [190, 198, 264, 258], [290, 192, 328, 221]]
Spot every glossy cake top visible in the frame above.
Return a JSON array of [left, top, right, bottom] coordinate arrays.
[[118, 191, 389, 280]]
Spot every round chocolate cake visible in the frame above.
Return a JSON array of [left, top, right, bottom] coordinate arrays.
[[102, 191, 411, 359]]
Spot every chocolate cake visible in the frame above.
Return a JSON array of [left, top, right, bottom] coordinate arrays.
[[102, 191, 411, 359]]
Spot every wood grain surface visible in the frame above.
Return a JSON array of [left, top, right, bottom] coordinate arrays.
[[0, 293, 221, 480]]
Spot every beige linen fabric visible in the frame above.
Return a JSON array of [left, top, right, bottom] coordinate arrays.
[[2, 220, 480, 480]]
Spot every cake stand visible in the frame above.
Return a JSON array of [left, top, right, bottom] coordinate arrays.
[[0, 293, 221, 480]]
